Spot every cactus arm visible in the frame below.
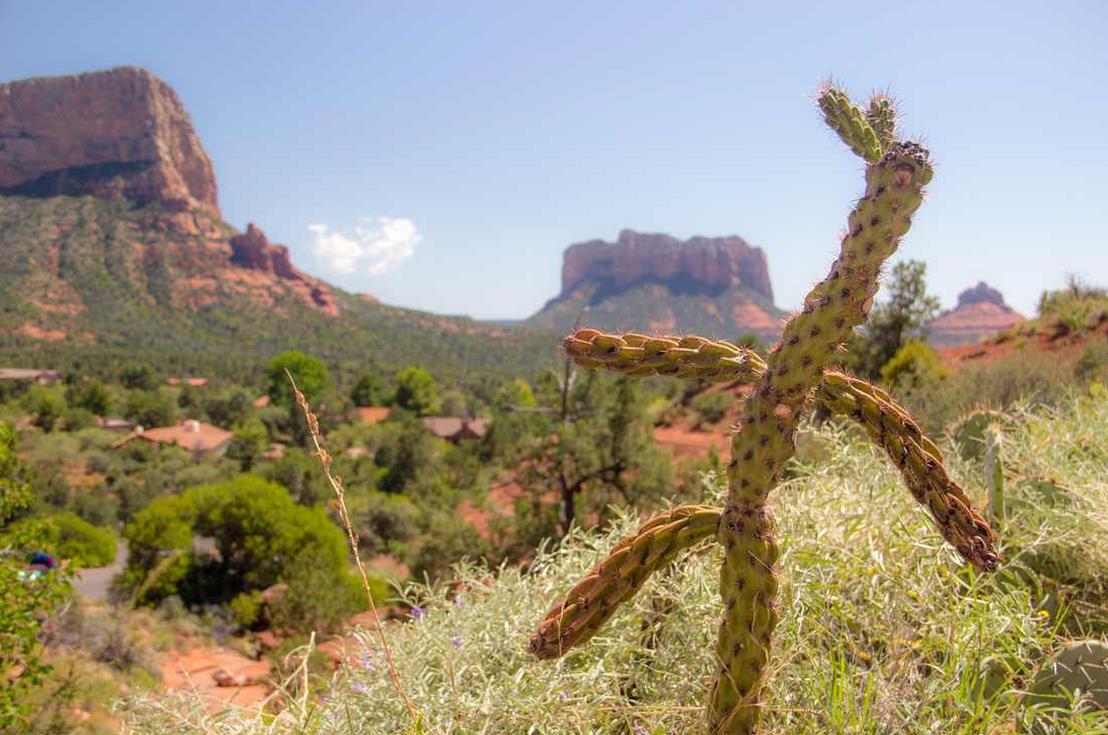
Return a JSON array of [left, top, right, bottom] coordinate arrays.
[[818, 84, 883, 163], [817, 371, 999, 571], [563, 330, 767, 384], [710, 139, 934, 734], [561, 333, 999, 571], [529, 505, 720, 659], [865, 94, 897, 153]]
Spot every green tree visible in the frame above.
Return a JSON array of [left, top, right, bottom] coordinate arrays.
[[0, 423, 73, 726], [350, 372, 388, 407], [266, 351, 332, 408], [65, 378, 111, 416], [855, 259, 940, 378], [23, 386, 66, 432], [119, 364, 154, 390], [226, 417, 270, 469], [124, 390, 178, 428], [123, 477, 373, 633], [392, 367, 440, 416]]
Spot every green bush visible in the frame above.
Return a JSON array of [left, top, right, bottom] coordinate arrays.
[[266, 350, 332, 408], [393, 366, 440, 416], [879, 340, 946, 387], [123, 476, 379, 634], [41, 512, 117, 567]]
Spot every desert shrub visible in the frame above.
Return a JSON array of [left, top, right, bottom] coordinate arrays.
[[30, 512, 117, 567], [22, 386, 66, 432], [60, 406, 96, 431], [65, 378, 112, 416], [897, 349, 1074, 434], [1074, 337, 1108, 384], [879, 340, 946, 387], [690, 391, 731, 428]]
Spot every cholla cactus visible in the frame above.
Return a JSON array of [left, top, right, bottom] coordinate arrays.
[[530, 83, 1000, 735]]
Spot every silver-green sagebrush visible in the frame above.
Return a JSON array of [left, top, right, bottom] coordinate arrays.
[[530, 83, 1000, 735]]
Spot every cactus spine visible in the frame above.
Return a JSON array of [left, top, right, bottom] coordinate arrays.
[[530, 84, 998, 735]]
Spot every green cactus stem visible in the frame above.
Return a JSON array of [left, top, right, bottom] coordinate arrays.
[[818, 84, 884, 163], [984, 423, 1005, 529], [1025, 639, 1108, 729], [560, 330, 998, 573], [529, 84, 995, 735], [530, 505, 720, 659], [865, 94, 897, 152]]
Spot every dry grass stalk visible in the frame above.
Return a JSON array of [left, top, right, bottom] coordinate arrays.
[[285, 370, 418, 724]]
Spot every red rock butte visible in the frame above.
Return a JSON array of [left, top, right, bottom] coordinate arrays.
[[562, 229, 774, 303], [0, 66, 219, 216], [928, 281, 1026, 347]]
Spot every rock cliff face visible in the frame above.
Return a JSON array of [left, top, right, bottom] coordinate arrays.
[[529, 229, 783, 338], [561, 229, 774, 303], [928, 281, 1025, 347], [0, 67, 219, 215], [0, 67, 342, 325]]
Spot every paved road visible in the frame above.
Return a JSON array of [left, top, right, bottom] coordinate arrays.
[[74, 541, 128, 600]]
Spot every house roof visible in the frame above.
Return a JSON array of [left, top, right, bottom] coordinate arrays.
[[421, 416, 490, 440], [113, 420, 233, 453], [0, 368, 61, 382], [356, 406, 391, 424]]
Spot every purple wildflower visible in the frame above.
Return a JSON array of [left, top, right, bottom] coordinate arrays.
[[451, 631, 462, 650], [453, 594, 464, 608], [633, 725, 648, 735], [351, 682, 369, 694], [410, 605, 424, 620]]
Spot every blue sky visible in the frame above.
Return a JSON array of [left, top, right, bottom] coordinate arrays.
[[2, 1, 1105, 320]]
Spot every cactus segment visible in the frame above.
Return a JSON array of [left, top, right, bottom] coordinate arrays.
[[817, 371, 999, 571], [984, 424, 1005, 529], [529, 505, 720, 660], [1026, 640, 1108, 725], [818, 84, 883, 162], [949, 408, 1007, 461], [866, 94, 897, 152], [561, 330, 767, 384]]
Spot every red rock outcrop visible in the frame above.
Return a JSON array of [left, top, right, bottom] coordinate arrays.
[[229, 223, 338, 315], [928, 281, 1025, 347], [561, 229, 774, 302], [0, 67, 219, 216]]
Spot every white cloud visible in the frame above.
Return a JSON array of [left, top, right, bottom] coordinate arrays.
[[308, 217, 420, 275]]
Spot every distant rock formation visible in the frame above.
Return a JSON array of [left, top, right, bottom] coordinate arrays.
[[529, 229, 783, 338], [561, 229, 774, 303], [230, 224, 337, 314], [928, 282, 1025, 347], [0, 67, 219, 216], [0, 67, 339, 321]]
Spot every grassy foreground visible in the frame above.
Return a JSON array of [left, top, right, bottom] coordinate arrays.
[[123, 391, 1108, 734]]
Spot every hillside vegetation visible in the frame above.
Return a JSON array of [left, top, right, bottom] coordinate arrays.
[[0, 195, 558, 383], [123, 391, 1108, 734]]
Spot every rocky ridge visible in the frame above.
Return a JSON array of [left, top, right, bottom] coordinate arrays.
[[927, 281, 1026, 347]]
